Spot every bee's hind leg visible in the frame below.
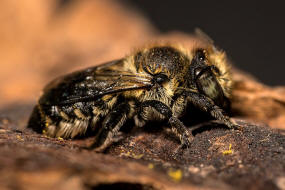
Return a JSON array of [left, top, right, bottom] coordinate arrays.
[[90, 102, 130, 152]]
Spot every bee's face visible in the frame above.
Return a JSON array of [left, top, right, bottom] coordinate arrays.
[[135, 45, 231, 108], [186, 48, 231, 108]]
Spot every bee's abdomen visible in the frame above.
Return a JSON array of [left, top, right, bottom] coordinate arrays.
[[28, 100, 109, 139], [28, 94, 122, 139]]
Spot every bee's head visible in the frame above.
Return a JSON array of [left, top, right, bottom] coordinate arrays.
[[188, 48, 232, 108], [134, 44, 232, 107]]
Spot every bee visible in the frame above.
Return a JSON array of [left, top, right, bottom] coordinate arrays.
[[28, 43, 239, 152]]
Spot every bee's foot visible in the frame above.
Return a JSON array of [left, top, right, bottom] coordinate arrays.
[[113, 132, 124, 143], [171, 139, 192, 159], [232, 124, 243, 131], [228, 119, 243, 131]]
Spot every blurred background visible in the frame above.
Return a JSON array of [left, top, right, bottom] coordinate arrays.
[[122, 0, 285, 86], [1, 0, 284, 107]]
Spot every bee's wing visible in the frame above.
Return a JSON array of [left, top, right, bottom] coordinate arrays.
[[39, 59, 152, 106]]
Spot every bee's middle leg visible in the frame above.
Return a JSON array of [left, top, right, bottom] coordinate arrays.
[[140, 100, 193, 148], [90, 102, 130, 152]]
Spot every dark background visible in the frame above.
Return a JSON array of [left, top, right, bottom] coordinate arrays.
[[121, 1, 285, 86]]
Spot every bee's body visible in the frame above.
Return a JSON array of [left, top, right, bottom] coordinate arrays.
[[28, 44, 236, 151]]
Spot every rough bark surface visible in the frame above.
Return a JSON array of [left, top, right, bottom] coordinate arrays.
[[0, 1, 285, 190]]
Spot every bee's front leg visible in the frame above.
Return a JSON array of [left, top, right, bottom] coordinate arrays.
[[140, 100, 193, 148], [90, 102, 130, 152], [184, 91, 240, 130]]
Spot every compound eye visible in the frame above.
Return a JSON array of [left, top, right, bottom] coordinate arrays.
[[194, 67, 203, 77], [194, 66, 213, 80]]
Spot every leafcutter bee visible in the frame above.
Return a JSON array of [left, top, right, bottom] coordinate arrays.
[[28, 43, 239, 152]]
